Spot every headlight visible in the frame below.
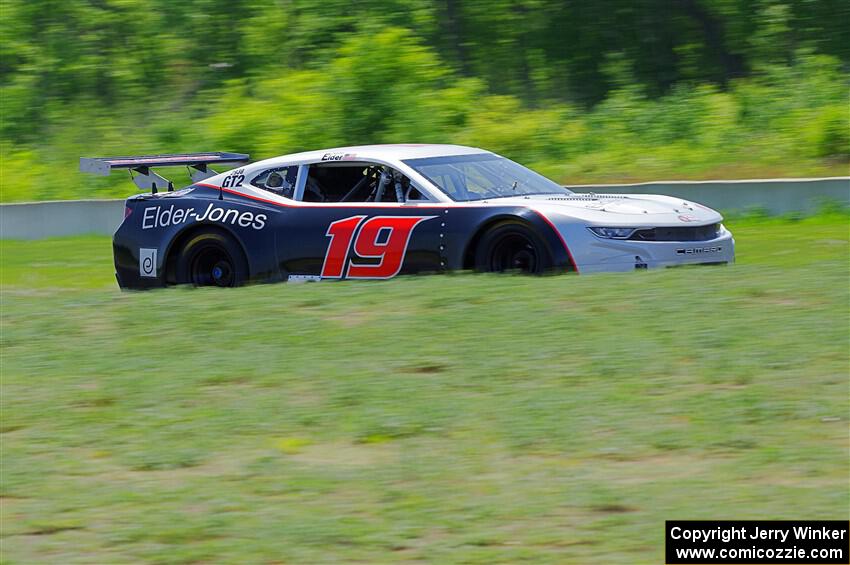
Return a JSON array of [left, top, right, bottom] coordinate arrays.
[[587, 226, 635, 239]]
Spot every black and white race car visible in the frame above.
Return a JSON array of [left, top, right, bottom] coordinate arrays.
[[80, 144, 734, 289]]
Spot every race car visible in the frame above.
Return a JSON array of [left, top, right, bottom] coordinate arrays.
[[80, 144, 735, 289]]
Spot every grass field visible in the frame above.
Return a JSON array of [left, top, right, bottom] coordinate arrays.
[[1, 216, 848, 564]]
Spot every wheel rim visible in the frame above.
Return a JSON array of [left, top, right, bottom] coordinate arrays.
[[490, 233, 539, 273], [190, 245, 235, 287]]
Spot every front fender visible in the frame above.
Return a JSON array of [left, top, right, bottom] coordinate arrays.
[[446, 206, 577, 272]]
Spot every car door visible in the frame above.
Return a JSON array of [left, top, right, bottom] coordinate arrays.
[[274, 160, 444, 280]]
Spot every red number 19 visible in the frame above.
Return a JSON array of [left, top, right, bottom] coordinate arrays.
[[320, 215, 435, 279]]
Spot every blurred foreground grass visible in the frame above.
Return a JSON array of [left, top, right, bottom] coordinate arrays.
[[1, 216, 848, 563]]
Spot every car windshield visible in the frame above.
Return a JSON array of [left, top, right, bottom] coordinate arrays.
[[403, 153, 572, 202]]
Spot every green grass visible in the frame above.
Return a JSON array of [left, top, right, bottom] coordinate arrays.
[[1, 217, 848, 563]]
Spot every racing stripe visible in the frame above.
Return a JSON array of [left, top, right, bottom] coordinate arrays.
[[531, 210, 579, 273], [195, 183, 458, 209]]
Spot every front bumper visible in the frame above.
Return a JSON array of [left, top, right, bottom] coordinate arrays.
[[576, 231, 735, 273], [554, 222, 735, 274]]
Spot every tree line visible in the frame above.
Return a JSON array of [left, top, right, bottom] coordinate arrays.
[[0, 0, 847, 200]]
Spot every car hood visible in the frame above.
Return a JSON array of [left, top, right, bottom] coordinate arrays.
[[486, 193, 723, 226]]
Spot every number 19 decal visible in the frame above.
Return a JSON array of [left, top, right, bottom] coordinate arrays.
[[321, 215, 436, 279]]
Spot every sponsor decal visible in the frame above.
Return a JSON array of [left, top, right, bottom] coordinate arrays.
[[678, 214, 699, 222], [287, 274, 322, 283], [321, 153, 357, 161], [141, 203, 267, 230], [677, 246, 723, 255], [109, 155, 221, 166], [163, 188, 193, 197], [321, 215, 436, 279], [221, 168, 245, 188], [139, 248, 157, 277]]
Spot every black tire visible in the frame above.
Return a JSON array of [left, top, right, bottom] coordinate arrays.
[[474, 222, 552, 274], [174, 229, 248, 287]]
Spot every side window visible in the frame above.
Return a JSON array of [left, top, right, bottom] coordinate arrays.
[[251, 166, 298, 198], [426, 165, 495, 200], [303, 162, 428, 203], [460, 166, 499, 200]]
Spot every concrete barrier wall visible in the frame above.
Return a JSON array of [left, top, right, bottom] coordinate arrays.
[[1, 199, 126, 240], [1, 178, 847, 240]]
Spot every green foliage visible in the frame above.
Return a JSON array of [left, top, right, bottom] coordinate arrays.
[[807, 105, 850, 159], [0, 2, 848, 202]]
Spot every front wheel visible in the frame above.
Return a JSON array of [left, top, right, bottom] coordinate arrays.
[[474, 223, 551, 274], [174, 229, 248, 287]]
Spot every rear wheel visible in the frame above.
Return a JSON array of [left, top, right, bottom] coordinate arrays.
[[174, 229, 248, 287], [474, 223, 551, 274]]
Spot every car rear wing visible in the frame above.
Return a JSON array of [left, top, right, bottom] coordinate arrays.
[[79, 152, 249, 193]]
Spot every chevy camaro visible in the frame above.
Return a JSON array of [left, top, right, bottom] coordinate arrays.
[[80, 144, 735, 289]]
